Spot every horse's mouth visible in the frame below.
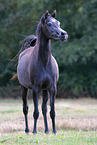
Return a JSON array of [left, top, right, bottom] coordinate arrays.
[[53, 34, 68, 41], [60, 37, 68, 42], [61, 34, 68, 41], [54, 37, 67, 41], [60, 37, 67, 41]]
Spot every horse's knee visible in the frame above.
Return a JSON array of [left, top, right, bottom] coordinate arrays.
[[50, 110, 55, 119], [33, 110, 39, 119], [23, 106, 29, 115], [49, 86, 57, 99], [42, 104, 47, 116]]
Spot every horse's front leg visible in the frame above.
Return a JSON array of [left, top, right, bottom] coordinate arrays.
[[22, 86, 29, 133], [49, 85, 56, 134], [32, 87, 39, 134], [42, 90, 49, 133]]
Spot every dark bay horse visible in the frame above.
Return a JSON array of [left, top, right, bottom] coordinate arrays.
[[17, 10, 68, 134]]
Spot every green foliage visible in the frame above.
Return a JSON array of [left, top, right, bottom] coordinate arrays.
[[0, 0, 97, 97]]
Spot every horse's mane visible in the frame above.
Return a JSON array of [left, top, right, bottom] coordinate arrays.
[[36, 22, 42, 41], [36, 12, 47, 40]]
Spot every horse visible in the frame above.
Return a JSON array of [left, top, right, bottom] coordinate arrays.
[[17, 10, 68, 134]]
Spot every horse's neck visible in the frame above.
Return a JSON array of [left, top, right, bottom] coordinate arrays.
[[37, 32, 51, 66]]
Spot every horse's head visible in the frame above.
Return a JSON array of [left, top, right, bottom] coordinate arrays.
[[41, 10, 68, 41]]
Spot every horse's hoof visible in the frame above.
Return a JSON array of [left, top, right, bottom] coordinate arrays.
[[52, 129, 57, 134], [25, 128, 29, 134], [45, 130, 49, 134], [33, 130, 37, 134]]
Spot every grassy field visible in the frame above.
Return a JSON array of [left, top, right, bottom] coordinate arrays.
[[0, 98, 97, 144]]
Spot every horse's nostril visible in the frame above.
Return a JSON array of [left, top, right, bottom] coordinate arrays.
[[61, 32, 65, 36]]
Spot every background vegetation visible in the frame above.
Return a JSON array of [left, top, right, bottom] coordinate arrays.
[[0, 0, 97, 98]]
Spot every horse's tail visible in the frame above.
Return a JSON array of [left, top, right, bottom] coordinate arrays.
[[12, 35, 37, 60], [20, 35, 37, 52], [6, 35, 37, 70]]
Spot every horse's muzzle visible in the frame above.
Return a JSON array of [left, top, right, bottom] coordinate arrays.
[[60, 33, 68, 41], [65, 34, 68, 40]]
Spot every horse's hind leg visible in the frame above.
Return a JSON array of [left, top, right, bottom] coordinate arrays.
[[49, 86, 56, 134], [22, 86, 29, 133], [42, 90, 49, 133]]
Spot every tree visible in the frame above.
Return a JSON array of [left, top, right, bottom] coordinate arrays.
[[0, 0, 97, 97]]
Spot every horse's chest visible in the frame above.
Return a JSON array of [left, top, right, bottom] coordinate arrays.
[[31, 65, 53, 89], [30, 61, 56, 89], [39, 71, 53, 89]]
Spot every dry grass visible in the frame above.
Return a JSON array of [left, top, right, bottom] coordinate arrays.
[[0, 98, 97, 134]]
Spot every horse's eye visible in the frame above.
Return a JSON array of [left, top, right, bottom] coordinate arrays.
[[47, 22, 52, 26]]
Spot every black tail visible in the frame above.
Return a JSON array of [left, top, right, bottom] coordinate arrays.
[[20, 35, 37, 52], [6, 35, 37, 69]]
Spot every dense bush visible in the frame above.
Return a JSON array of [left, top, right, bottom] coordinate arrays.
[[0, 0, 97, 97]]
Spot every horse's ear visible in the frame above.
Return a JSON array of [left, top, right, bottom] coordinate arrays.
[[41, 10, 49, 24], [44, 10, 49, 19], [51, 10, 56, 18]]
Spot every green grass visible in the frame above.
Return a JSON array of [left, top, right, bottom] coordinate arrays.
[[0, 131, 97, 145], [0, 130, 97, 145], [0, 98, 97, 144]]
